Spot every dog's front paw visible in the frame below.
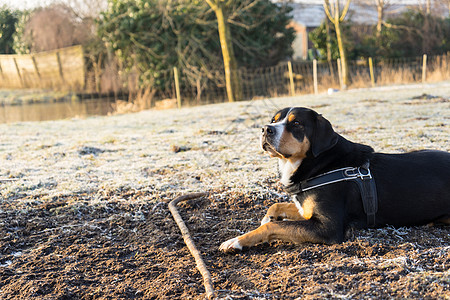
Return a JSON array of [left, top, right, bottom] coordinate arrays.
[[219, 237, 242, 253]]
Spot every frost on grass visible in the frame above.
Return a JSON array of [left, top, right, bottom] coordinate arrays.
[[0, 82, 449, 202]]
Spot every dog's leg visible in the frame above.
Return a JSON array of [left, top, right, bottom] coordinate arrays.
[[219, 220, 337, 253], [260, 203, 304, 225], [433, 216, 450, 225]]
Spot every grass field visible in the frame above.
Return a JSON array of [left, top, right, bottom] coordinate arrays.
[[0, 81, 449, 299]]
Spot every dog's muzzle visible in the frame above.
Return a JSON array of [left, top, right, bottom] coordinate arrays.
[[262, 125, 276, 137], [261, 125, 276, 150], [261, 124, 284, 157]]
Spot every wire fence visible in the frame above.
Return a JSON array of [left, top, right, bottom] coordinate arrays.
[[0, 46, 449, 111], [166, 53, 449, 108]]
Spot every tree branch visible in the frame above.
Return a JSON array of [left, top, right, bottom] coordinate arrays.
[[205, 0, 218, 11], [228, 0, 259, 21], [323, 0, 335, 24], [340, 0, 351, 22], [382, 20, 421, 34]]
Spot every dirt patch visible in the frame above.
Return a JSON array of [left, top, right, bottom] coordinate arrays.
[[0, 189, 448, 299]]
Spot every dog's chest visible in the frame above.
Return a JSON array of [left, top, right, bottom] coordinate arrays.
[[278, 159, 302, 186]]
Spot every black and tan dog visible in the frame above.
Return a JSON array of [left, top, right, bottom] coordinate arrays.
[[220, 107, 450, 252]]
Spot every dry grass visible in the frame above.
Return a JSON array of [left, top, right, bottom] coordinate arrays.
[[249, 55, 449, 102], [111, 87, 155, 114], [377, 68, 417, 85], [428, 57, 450, 82]]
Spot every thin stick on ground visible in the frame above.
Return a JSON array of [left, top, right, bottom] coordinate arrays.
[[168, 192, 214, 299]]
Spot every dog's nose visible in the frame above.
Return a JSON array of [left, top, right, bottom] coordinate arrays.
[[262, 125, 275, 136]]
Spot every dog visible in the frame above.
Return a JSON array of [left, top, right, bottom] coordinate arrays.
[[219, 107, 450, 252]]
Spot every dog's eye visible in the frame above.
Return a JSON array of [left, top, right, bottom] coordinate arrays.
[[293, 121, 301, 126], [271, 118, 276, 123]]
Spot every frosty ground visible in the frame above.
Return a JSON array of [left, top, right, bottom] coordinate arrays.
[[0, 82, 449, 299]]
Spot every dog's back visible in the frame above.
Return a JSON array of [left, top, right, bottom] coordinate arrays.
[[371, 150, 450, 226]]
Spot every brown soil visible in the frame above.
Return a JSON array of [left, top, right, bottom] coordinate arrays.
[[0, 188, 449, 299]]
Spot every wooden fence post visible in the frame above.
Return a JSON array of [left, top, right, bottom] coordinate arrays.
[[12, 57, 24, 88], [31, 55, 41, 87], [369, 57, 375, 87], [173, 67, 181, 108], [288, 61, 295, 96], [56, 51, 65, 84], [422, 54, 427, 83], [0, 58, 4, 81], [313, 59, 318, 95]]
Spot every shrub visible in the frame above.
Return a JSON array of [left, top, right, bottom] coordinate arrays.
[[98, 0, 295, 92], [0, 6, 20, 54]]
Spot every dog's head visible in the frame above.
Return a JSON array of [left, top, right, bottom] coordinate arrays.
[[261, 107, 338, 159]]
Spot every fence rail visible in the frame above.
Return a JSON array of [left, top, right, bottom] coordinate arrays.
[[0, 46, 449, 109]]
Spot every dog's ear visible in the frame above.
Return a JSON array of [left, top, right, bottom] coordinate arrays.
[[311, 114, 338, 157]]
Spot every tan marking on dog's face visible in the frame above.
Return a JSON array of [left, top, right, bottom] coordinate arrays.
[[278, 131, 311, 159], [302, 195, 316, 220], [273, 112, 281, 123], [288, 113, 296, 122]]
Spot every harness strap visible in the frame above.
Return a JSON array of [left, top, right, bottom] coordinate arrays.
[[353, 173, 378, 227], [284, 162, 378, 228]]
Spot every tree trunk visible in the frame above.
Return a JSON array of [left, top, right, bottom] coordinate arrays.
[[325, 17, 334, 76], [323, 0, 350, 89], [334, 13, 348, 88], [335, 24, 348, 89], [210, 3, 242, 102], [376, 1, 383, 38]]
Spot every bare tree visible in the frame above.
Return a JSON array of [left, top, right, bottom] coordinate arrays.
[[325, 17, 334, 75], [375, 0, 388, 36], [205, 0, 242, 102], [419, 0, 432, 14], [323, 0, 351, 89], [423, 0, 450, 15], [23, 4, 92, 52], [358, 0, 392, 38], [64, 0, 108, 19], [439, 0, 450, 15]]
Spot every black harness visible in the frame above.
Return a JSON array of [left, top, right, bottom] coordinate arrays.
[[284, 162, 378, 227]]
